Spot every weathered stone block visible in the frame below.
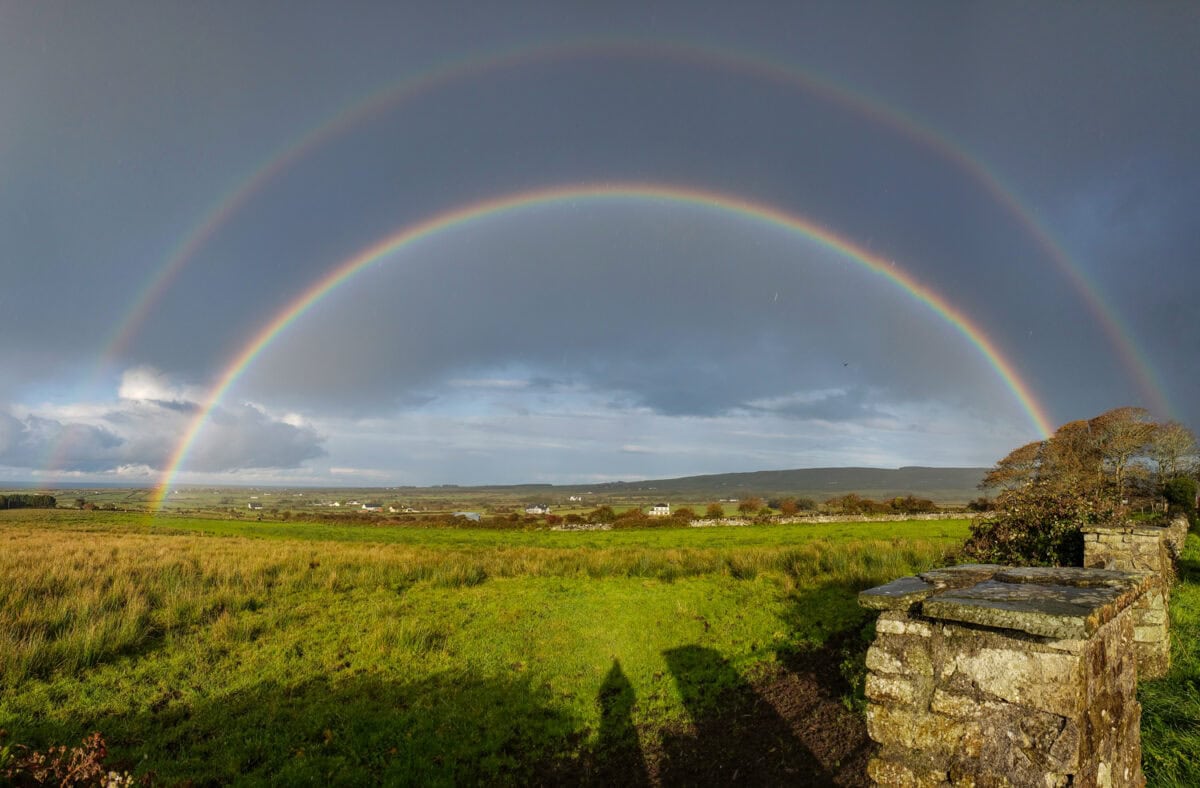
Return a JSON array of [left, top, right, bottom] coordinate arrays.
[[950, 648, 1082, 716], [1081, 520, 1177, 576], [922, 580, 1129, 639], [867, 756, 947, 787], [918, 564, 1003, 589], [859, 566, 1149, 787], [876, 610, 934, 637], [1138, 607, 1166, 625], [867, 635, 932, 677], [1133, 624, 1163, 640], [859, 575, 937, 611], [865, 673, 931, 707], [867, 705, 974, 753], [928, 688, 1007, 718]]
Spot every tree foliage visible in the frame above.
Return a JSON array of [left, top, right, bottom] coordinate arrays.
[[0, 494, 57, 509], [737, 496, 764, 515], [967, 407, 1199, 566], [981, 407, 1196, 508], [1151, 421, 1199, 481], [962, 484, 1100, 567], [823, 493, 937, 515], [1163, 477, 1198, 523], [586, 505, 616, 524]]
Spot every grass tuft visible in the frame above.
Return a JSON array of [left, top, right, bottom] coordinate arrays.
[[1139, 531, 1200, 786]]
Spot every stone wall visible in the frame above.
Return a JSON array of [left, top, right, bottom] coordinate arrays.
[[859, 565, 1155, 786], [853, 511, 1188, 784], [1082, 522, 1172, 575], [1080, 514, 1188, 679]]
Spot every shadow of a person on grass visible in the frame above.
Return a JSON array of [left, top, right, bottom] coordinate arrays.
[[657, 644, 835, 786], [590, 658, 650, 786]]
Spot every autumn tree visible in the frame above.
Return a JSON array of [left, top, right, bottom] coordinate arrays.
[[1151, 421, 1199, 483], [980, 439, 1045, 491], [672, 507, 696, 523], [777, 497, 799, 516], [705, 502, 725, 519], [981, 407, 1177, 508], [587, 505, 616, 523], [968, 406, 1197, 566], [1090, 407, 1155, 502], [737, 496, 764, 515]]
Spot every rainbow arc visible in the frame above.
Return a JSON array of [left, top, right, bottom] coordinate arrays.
[[150, 183, 1056, 512]]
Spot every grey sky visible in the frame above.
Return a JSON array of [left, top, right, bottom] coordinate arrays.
[[2, 1, 1197, 484]]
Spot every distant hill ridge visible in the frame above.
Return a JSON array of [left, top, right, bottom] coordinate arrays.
[[581, 466, 989, 504], [1, 466, 991, 505]]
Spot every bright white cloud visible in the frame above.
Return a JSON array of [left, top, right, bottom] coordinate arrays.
[[0, 367, 325, 477], [117, 365, 201, 403]]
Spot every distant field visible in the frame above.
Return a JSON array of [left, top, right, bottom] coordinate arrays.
[[2, 509, 970, 547], [0, 510, 964, 783]]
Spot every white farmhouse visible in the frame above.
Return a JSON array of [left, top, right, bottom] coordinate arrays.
[[649, 503, 671, 517]]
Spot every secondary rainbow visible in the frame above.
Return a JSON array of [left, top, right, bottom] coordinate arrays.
[[96, 39, 1170, 417], [150, 183, 1055, 511]]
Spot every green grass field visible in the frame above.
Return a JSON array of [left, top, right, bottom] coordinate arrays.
[[0, 511, 964, 783], [1, 510, 1194, 784]]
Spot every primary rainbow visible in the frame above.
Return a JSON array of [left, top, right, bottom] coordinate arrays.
[[149, 183, 1055, 511]]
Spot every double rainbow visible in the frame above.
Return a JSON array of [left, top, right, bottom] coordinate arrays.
[[98, 39, 1168, 413], [149, 183, 1055, 511]]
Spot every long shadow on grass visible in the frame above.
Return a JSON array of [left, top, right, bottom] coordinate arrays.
[[577, 659, 651, 786], [767, 581, 883, 785], [652, 645, 835, 785], [10, 671, 582, 785]]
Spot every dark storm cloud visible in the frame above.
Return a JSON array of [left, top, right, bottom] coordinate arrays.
[[2, 2, 1198, 480], [0, 411, 123, 473], [236, 205, 1011, 421]]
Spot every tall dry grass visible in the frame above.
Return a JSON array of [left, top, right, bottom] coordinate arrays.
[[0, 526, 953, 688]]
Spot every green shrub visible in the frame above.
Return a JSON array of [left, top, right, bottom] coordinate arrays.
[[1163, 476, 1198, 523], [960, 485, 1106, 567]]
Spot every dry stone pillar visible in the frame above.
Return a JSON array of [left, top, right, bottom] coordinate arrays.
[[859, 564, 1156, 787], [1081, 517, 1186, 679]]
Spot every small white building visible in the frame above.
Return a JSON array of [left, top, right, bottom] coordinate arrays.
[[649, 503, 671, 517], [361, 502, 383, 512], [525, 504, 551, 515], [247, 502, 263, 511]]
